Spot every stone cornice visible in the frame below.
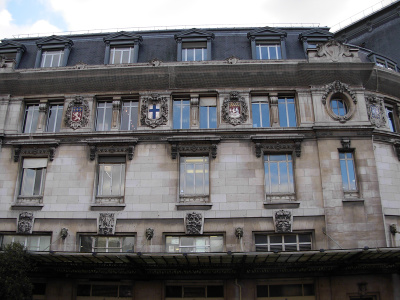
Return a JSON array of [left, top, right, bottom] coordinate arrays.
[[167, 136, 221, 159], [251, 134, 304, 158], [86, 137, 138, 160], [10, 139, 59, 162]]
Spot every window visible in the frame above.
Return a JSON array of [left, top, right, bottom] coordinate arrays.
[[386, 105, 396, 132], [252, 96, 270, 128], [1, 235, 51, 251], [180, 156, 209, 196], [173, 99, 190, 129], [166, 285, 224, 298], [257, 283, 314, 298], [20, 158, 47, 196], [256, 43, 281, 60], [46, 103, 63, 132], [97, 157, 125, 196], [40, 50, 64, 68], [80, 236, 134, 253], [77, 283, 132, 298], [96, 101, 112, 131], [121, 100, 138, 130], [255, 233, 312, 252], [264, 154, 294, 194], [278, 97, 296, 127], [182, 42, 207, 61], [330, 99, 347, 117], [166, 235, 223, 253], [200, 97, 217, 129], [339, 152, 357, 191], [23, 104, 39, 133], [109, 47, 134, 64]]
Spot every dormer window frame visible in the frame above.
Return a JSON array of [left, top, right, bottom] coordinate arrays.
[[298, 28, 333, 56], [175, 29, 215, 62], [0, 40, 26, 68], [247, 27, 287, 60], [103, 31, 143, 65], [34, 35, 73, 68]]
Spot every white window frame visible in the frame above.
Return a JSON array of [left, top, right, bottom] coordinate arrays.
[[179, 156, 209, 196], [40, 50, 64, 68], [1, 235, 51, 251], [120, 100, 138, 130], [97, 158, 126, 197], [385, 105, 396, 132], [254, 233, 312, 252], [256, 43, 282, 60], [80, 236, 134, 253], [19, 158, 47, 196], [264, 154, 294, 194], [23, 104, 40, 133], [95, 101, 113, 131], [182, 47, 207, 61], [109, 47, 134, 64], [339, 151, 357, 191], [46, 103, 64, 132], [165, 235, 223, 253]]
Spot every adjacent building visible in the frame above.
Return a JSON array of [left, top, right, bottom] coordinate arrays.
[[0, 2, 400, 300]]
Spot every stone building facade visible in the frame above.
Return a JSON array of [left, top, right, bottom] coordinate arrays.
[[0, 2, 400, 300]]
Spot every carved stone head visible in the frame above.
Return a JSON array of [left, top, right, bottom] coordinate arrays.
[[146, 228, 154, 240]]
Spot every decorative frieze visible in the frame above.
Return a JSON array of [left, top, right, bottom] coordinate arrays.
[[251, 135, 303, 158], [17, 212, 34, 234], [64, 95, 90, 130], [11, 139, 59, 162], [273, 209, 292, 233], [168, 136, 220, 159], [140, 94, 168, 128], [365, 95, 386, 128], [98, 213, 115, 235], [222, 92, 248, 126], [185, 212, 204, 235], [87, 137, 137, 160]]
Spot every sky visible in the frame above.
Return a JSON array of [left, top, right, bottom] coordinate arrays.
[[0, 0, 396, 39]]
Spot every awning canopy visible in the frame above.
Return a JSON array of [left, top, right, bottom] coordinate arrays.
[[27, 248, 400, 280]]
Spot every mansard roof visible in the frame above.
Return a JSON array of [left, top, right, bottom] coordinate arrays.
[[247, 26, 287, 39], [174, 28, 215, 41], [299, 28, 334, 41], [0, 39, 26, 52], [36, 35, 73, 47], [103, 31, 143, 44]]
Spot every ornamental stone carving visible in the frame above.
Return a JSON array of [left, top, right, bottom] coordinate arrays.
[[273, 209, 292, 233], [140, 94, 168, 128], [17, 212, 34, 234], [146, 228, 154, 240], [365, 95, 386, 128], [308, 40, 360, 63], [185, 212, 204, 235], [251, 135, 304, 158], [98, 213, 115, 235], [168, 136, 221, 160], [321, 80, 357, 123], [340, 138, 351, 149], [64, 95, 90, 130], [222, 92, 248, 126], [11, 139, 59, 162], [235, 227, 244, 239], [87, 137, 137, 160]]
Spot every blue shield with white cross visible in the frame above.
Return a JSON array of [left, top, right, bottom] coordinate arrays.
[[148, 104, 160, 120]]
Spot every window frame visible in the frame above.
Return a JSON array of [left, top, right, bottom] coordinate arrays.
[[173, 99, 191, 129], [264, 153, 295, 196], [278, 96, 297, 127], [255, 43, 282, 60], [179, 156, 210, 197], [19, 158, 47, 197], [120, 100, 139, 130], [109, 46, 134, 64], [339, 150, 358, 192], [96, 156, 126, 197], [1, 234, 51, 251], [165, 235, 224, 253], [175, 28, 214, 62], [254, 232, 312, 252], [22, 103, 40, 133], [79, 235, 134, 253], [165, 284, 224, 299], [103, 31, 142, 65], [46, 102, 64, 132], [252, 96, 271, 128], [95, 101, 113, 131], [181, 42, 208, 61], [40, 50, 64, 68], [199, 97, 217, 129], [385, 103, 397, 132]]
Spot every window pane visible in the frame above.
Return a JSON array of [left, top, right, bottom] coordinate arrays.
[[184, 163, 195, 194], [186, 49, 194, 61], [33, 168, 43, 195], [77, 285, 91, 296], [255, 234, 268, 244], [260, 46, 268, 59], [184, 286, 205, 297], [121, 101, 138, 130], [80, 236, 93, 252], [23, 105, 39, 133], [252, 103, 261, 128], [122, 237, 135, 252], [210, 236, 223, 252], [181, 101, 190, 129], [195, 48, 203, 61], [279, 161, 289, 193], [173, 100, 190, 129], [166, 286, 182, 297], [92, 285, 118, 297], [347, 159, 356, 190], [257, 285, 269, 297], [269, 46, 277, 59], [386, 106, 395, 132]]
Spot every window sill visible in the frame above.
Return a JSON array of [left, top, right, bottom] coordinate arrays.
[[265, 193, 296, 202], [263, 202, 300, 209], [342, 198, 365, 203], [91, 196, 125, 211], [12, 196, 44, 210], [176, 203, 213, 210]]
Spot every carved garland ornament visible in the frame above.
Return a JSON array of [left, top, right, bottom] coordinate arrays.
[[17, 212, 34, 234], [273, 209, 292, 233], [98, 213, 115, 235], [140, 94, 168, 128], [321, 80, 357, 123], [222, 92, 248, 126], [185, 212, 204, 235], [64, 95, 90, 130], [365, 95, 387, 128]]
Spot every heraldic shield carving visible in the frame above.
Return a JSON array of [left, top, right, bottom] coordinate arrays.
[[98, 213, 115, 235], [140, 94, 168, 128], [365, 95, 386, 128], [222, 92, 248, 126], [18, 212, 34, 234], [185, 212, 204, 235], [273, 209, 292, 233], [65, 95, 90, 130]]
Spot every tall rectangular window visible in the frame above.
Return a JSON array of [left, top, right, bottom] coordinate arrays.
[[173, 100, 190, 129], [121, 100, 138, 130], [1, 235, 51, 251], [166, 236, 223, 253], [200, 97, 217, 129], [386, 105, 396, 132], [41, 50, 64, 68], [252, 96, 270, 128], [96, 101, 113, 131], [23, 104, 39, 133], [20, 158, 47, 196], [339, 152, 357, 191], [97, 157, 125, 196], [46, 103, 63, 132], [109, 47, 134, 64], [80, 236, 134, 253], [255, 233, 312, 252], [256, 43, 281, 60], [182, 42, 207, 61], [278, 97, 297, 127], [264, 154, 294, 194], [180, 156, 209, 196]]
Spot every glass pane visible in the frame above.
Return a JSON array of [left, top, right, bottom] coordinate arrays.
[[20, 168, 35, 195], [121, 49, 130, 63], [195, 164, 205, 194], [278, 100, 288, 127], [255, 234, 268, 244], [107, 237, 121, 252], [111, 164, 123, 195], [13, 236, 26, 247], [24, 105, 39, 133], [284, 235, 296, 243], [299, 244, 312, 250], [269, 46, 277, 59], [184, 286, 205, 297], [347, 159, 357, 190], [195, 48, 203, 61], [269, 235, 282, 243], [173, 101, 182, 129], [279, 161, 289, 193], [186, 49, 194, 61], [121, 101, 138, 130], [269, 162, 279, 193], [33, 168, 43, 195], [270, 244, 283, 251], [80, 236, 93, 252], [256, 245, 269, 252], [252, 103, 261, 128], [340, 160, 349, 190], [98, 164, 111, 195], [184, 163, 195, 194], [299, 234, 311, 243], [166, 286, 182, 297], [27, 236, 39, 251], [303, 284, 315, 296], [261, 103, 270, 127], [92, 285, 118, 297], [199, 106, 208, 128], [104, 103, 112, 131], [287, 100, 297, 127], [181, 237, 194, 247], [260, 46, 268, 59], [209, 106, 217, 128], [210, 236, 223, 252], [276, 45, 282, 59], [181, 101, 190, 129], [114, 50, 122, 64], [257, 285, 269, 297], [94, 237, 107, 249], [122, 237, 135, 252], [39, 236, 51, 251]]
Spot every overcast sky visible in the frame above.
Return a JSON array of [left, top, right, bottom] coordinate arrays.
[[0, 0, 396, 39]]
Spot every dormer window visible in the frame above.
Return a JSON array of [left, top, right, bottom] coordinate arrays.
[[103, 31, 142, 65], [248, 27, 287, 60], [0, 40, 26, 68], [298, 28, 333, 56], [175, 29, 214, 62], [34, 35, 73, 68]]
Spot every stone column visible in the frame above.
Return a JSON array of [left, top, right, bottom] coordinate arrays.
[[36, 100, 48, 133], [270, 94, 279, 128], [190, 94, 199, 129]]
